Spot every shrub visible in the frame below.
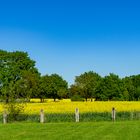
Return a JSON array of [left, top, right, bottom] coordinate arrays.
[[4, 102, 25, 122], [71, 95, 84, 101]]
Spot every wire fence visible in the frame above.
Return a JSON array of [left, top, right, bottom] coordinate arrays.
[[1, 108, 140, 124]]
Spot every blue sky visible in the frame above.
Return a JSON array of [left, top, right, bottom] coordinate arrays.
[[0, 0, 140, 85]]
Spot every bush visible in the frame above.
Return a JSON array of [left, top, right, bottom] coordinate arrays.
[[71, 95, 84, 101], [4, 102, 25, 122]]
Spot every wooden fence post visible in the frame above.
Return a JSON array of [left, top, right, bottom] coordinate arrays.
[[3, 110, 7, 124], [131, 112, 134, 120], [112, 107, 116, 122], [40, 109, 45, 123], [75, 108, 79, 122]]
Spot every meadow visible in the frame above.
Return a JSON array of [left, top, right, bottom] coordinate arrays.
[[1, 100, 140, 139], [0, 121, 140, 140]]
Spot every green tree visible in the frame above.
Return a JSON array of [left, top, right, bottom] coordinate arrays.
[[130, 75, 140, 100], [0, 50, 40, 121], [49, 74, 68, 101], [122, 76, 136, 101], [69, 85, 84, 101], [96, 73, 123, 101], [74, 71, 101, 101], [36, 75, 50, 102], [69, 85, 82, 97], [38, 74, 68, 101], [16, 70, 40, 99], [135, 87, 140, 101], [0, 50, 39, 102], [131, 75, 140, 88]]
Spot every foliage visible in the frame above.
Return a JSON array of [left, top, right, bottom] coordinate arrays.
[[135, 87, 140, 101], [0, 50, 40, 122], [3, 101, 25, 121], [95, 73, 124, 101], [71, 95, 85, 101], [1, 49, 140, 101], [71, 71, 101, 101], [38, 74, 68, 101], [0, 50, 39, 102]]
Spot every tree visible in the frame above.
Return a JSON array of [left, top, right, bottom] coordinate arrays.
[[16, 70, 40, 99], [36, 75, 50, 102], [135, 87, 140, 101], [74, 71, 101, 101], [0, 50, 39, 102], [69, 85, 82, 97], [95, 73, 123, 101], [130, 75, 140, 100], [0, 50, 40, 121], [69, 85, 84, 101], [122, 76, 136, 101], [38, 74, 68, 101], [131, 75, 140, 88]]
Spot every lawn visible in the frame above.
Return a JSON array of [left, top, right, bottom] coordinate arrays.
[[0, 121, 140, 140]]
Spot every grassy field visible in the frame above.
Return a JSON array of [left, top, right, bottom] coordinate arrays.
[[0, 121, 140, 140]]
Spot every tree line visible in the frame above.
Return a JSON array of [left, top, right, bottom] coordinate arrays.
[[0, 50, 140, 102]]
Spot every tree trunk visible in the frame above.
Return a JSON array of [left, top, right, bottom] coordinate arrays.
[[40, 98, 43, 103], [5, 97, 9, 104]]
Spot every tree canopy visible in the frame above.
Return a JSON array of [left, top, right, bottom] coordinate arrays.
[[0, 50, 39, 102], [40, 74, 68, 101], [0, 49, 140, 102], [71, 71, 101, 101]]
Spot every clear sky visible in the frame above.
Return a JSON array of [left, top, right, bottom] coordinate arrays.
[[0, 0, 140, 85]]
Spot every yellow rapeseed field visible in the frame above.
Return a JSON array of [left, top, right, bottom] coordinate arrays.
[[0, 100, 140, 114]]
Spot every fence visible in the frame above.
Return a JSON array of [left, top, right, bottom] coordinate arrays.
[[2, 108, 140, 124]]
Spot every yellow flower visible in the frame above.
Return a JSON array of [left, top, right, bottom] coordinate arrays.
[[0, 101, 140, 114]]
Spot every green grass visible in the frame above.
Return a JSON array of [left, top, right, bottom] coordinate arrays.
[[0, 121, 140, 140]]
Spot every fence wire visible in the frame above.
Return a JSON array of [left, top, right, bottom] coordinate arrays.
[[1, 111, 140, 123]]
